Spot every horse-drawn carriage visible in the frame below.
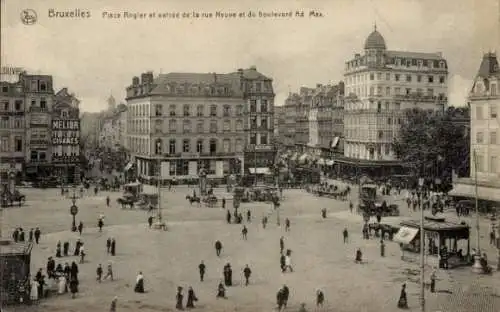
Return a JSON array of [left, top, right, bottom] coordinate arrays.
[[203, 195, 218, 208], [315, 185, 350, 201], [116, 182, 143, 209], [136, 193, 159, 210], [358, 183, 400, 217], [1, 189, 26, 207], [248, 186, 278, 202]]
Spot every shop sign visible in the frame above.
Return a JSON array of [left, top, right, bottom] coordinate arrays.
[[52, 119, 80, 130], [52, 155, 80, 163], [52, 136, 80, 145]]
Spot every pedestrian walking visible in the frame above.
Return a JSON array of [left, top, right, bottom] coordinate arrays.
[[262, 215, 268, 229], [79, 244, 86, 263], [98, 218, 104, 232], [397, 283, 408, 309], [343, 227, 349, 243], [78, 222, 83, 235], [110, 296, 118, 312], [215, 240, 222, 257], [349, 201, 353, 213], [243, 264, 252, 286], [106, 196, 110, 207], [216, 282, 226, 299], [69, 277, 79, 299], [186, 286, 198, 309], [104, 262, 114, 281], [198, 261, 206, 282], [246, 209, 251, 222], [28, 228, 34, 242], [285, 218, 290, 232], [279, 236, 284, 254], [242, 225, 248, 240], [316, 289, 325, 307], [148, 216, 153, 228], [110, 238, 116, 256], [106, 238, 111, 254], [63, 241, 69, 256], [175, 286, 184, 310], [430, 270, 437, 293], [284, 253, 293, 272], [34, 227, 41, 244], [380, 240, 385, 257], [96, 264, 103, 282]]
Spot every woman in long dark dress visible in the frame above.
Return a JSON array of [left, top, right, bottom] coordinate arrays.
[[134, 272, 145, 293], [216, 282, 226, 299], [175, 286, 184, 310], [186, 286, 198, 309], [69, 277, 79, 299], [397, 283, 408, 309]]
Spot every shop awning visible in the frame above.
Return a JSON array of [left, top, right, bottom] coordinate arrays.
[[124, 161, 134, 171], [249, 167, 271, 174], [317, 158, 326, 165], [393, 226, 419, 245], [449, 183, 500, 202], [326, 160, 334, 166], [298, 153, 310, 164]]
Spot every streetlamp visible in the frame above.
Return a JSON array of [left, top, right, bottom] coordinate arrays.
[[471, 150, 483, 273], [418, 177, 425, 312], [69, 187, 79, 232]]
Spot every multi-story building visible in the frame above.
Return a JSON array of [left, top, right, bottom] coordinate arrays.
[[295, 87, 314, 145], [23, 73, 55, 180], [274, 106, 286, 145], [126, 68, 275, 182], [51, 88, 81, 183], [242, 67, 276, 173], [283, 93, 299, 147], [119, 106, 128, 149], [451, 52, 500, 207], [340, 26, 448, 177], [0, 79, 25, 182]]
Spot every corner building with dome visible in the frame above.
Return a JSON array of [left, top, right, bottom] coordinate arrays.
[[338, 26, 449, 178]]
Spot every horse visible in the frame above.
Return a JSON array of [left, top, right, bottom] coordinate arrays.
[[186, 195, 201, 205], [116, 198, 134, 209]]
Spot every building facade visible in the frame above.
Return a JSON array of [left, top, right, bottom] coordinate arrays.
[[341, 26, 448, 176], [295, 87, 314, 146], [23, 74, 55, 179], [0, 79, 25, 181], [451, 52, 500, 206], [273, 106, 285, 145], [283, 93, 299, 147], [241, 67, 276, 173], [51, 88, 81, 183]]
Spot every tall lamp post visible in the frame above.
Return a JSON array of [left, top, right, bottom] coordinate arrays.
[[418, 177, 425, 312], [69, 186, 79, 232], [471, 150, 483, 273]]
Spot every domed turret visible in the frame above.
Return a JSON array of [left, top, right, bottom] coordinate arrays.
[[364, 25, 386, 50]]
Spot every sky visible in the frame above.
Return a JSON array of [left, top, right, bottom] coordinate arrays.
[[1, 0, 499, 112]]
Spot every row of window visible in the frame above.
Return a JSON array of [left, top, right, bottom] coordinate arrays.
[[474, 104, 498, 120], [1, 100, 24, 111], [153, 138, 245, 155], [346, 72, 446, 86], [475, 131, 498, 145], [0, 116, 24, 128], [345, 143, 393, 159], [345, 116, 402, 126], [129, 99, 272, 118], [52, 146, 80, 155], [346, 56, 446, 71], [0, 136, 23, 152], [1, 80, 48, 93], [475, 155, 499, 174], [346, 85, 444, 99], [345, 129, 394, 140]]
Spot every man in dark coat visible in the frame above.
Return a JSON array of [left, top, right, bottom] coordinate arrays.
[[243, 265, 252, 286], [70, 261, 79, 281], [78, 222, 83, 235], [110, 238, 116, 256], [281, 285, 290, 308], [148, 216, 153, 228], [223, 263, 232, 286], [280, 236, 285, 254], [198, 261, 206, 282], [47, 257, 56, 279], [34, 227, 41, 244], [98, 218, 104, 232], [19, 228, 25, 242], [69, 277, 79, 298], [175, 286, 184, 310], [28, 228, 34, 242], [246, 209, 251, 222], [226, 210, 231, 224], [106, 238, 112, 254], [216, 282, 226, 298], [63, 262, 71, 279], [63, 241, 70, 256], [215, 240, 222, 257]]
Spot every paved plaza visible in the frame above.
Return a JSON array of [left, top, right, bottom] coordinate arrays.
[[3, 186, 500, 312]]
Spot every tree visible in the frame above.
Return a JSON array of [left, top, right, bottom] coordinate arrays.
[[392, 107, 470, 186]]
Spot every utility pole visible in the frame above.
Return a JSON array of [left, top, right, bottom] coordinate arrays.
[[419, 174, 425, 312], [471, 150, 483, 272]]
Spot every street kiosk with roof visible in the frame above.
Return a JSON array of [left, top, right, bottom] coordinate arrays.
[[394, 216, 470, 268], [0, 239, 33, 305]]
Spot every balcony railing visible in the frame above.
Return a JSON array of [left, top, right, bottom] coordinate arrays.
[[28, 107, 49, 113]]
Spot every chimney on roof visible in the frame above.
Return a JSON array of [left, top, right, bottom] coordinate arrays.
[[141, 72, 154, 84], [132, 76, 140, 85], [249, 66, 257, 71]]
